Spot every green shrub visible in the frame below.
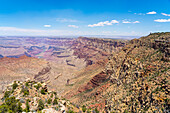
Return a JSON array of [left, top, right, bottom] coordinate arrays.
[[0, 104, 8, 113], [82, 105, 86, 112], [0, 96, 24, 113], [5, 96, 18, 112], [123, 110, 129, 113], [67, 109, 74, 113], [25, 82, 29, 87], [53, 92, 57, 96], [21, 87, 29, 96], [41, 89, 46, 95], [4, 91, 11, 98], [34, 83, 42, 90], [24, 90, 29, 96], [94, 108, 99, 113], [47, 98, 52, 104], [25, 99, 30, 112], [37, 110, 43, 113], [87, 109, 91, 113], [53, 98, 58, 105], [17, 102, 23, 112], [50, 93, 53, 98], [38, 99, 44, 111], [12, 81, 18, 90]]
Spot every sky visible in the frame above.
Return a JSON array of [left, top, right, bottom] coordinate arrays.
[[0, 0, 170, 36]]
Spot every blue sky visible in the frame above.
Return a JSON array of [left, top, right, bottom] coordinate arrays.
[[0, 0, 170, 36]]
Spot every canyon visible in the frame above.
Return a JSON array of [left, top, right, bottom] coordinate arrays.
[[0, 33, 169, 112], [0, 36, 125, 96]]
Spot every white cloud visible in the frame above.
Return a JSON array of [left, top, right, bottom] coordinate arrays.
[[44, 25, 51, 27], [68, 25, 79, 28], [147, 11, 157, 14], [122, 21, 131, 23], [0, 26, 143, 36], [104, 21, 112, 25], [154, 19, 170, 22], [88, 20, 119, 27], [0, 27, 65, 36], [133, 21, 140, 23], [122, 20, 140, 24], [161, 13, 170, 16], [56, 18, 78, 22], [110, 20, 119, 24]]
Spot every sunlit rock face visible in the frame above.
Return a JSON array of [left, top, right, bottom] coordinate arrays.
[[63, 33, 170, 112], [0, 36, 128, 112]]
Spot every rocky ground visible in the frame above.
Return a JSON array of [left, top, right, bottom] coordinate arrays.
[[0, 80, 81, 113], [64, 32, 170, 113], [104, 32, 170, 113]]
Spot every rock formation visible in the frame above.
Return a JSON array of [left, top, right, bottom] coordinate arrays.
[[0, 33, 169, 112], [64, 33, 170, 113]]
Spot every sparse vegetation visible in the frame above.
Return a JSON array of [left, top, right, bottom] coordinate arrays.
[[38, 99, 44, 111], [34, 83, 42, 90], [12, 81, 18, 90], [82, 105, 86, 112], [53, 98, 58, 105], [41, 89, 46, 95], [47, 98, 52, 104], [25, 99, 30, 112], [3, 91, 11, 98]]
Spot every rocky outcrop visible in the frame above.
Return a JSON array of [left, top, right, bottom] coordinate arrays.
[[77, 37, 126, 52], [64, 33, 169, 112], [0, 80, 79, 113], [104, 32, 170, 113], [71, 37, 126, 66], [34, 63, 51, 82], [139, 32, 170, 61], [78, 70, 112, 93]]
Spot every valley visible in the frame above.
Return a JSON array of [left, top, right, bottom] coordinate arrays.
[[0, 36, 125, 95], [0, 33, 169, 112]]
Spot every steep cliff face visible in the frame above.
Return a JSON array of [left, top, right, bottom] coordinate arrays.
[[140, 33, 170, 61], [104, 33, 170, 113], [64, 33, 170, 112], [76, 37, 126, 53], [78, 70, 112, 93], [71, 37, 126, 66], [63, 37, 127, 109]]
